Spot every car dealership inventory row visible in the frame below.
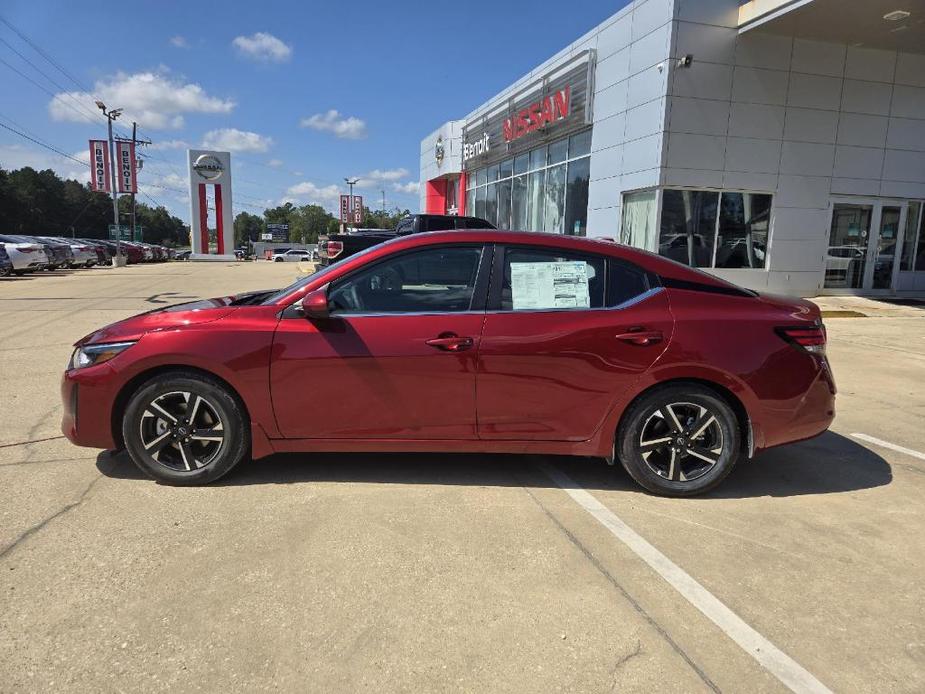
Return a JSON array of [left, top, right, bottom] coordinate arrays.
[[0, 235, 179, 276]]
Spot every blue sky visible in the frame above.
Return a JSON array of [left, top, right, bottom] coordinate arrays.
[[0, 0, 627, 222]]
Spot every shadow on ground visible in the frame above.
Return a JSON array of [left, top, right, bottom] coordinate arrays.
[[97, 431, 890, 499]]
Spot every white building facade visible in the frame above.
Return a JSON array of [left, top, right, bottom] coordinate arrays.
[[419, 0, 925, 296]]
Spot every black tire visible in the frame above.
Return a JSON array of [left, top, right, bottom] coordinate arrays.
[[617, 384, 741, 497], [122, 371, 249, 485]]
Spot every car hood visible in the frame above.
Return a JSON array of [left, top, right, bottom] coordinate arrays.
[[78, 296, 240, 345]]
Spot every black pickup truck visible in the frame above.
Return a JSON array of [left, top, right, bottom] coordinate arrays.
[[316, 213, 494, 266]]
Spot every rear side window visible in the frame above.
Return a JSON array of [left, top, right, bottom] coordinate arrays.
[[608, 262, 651, 306], [424, 216, 455, 232], [499, 247, 606, 311]]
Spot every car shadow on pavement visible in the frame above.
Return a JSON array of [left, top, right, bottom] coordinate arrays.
[[96, 431, 890, 499]]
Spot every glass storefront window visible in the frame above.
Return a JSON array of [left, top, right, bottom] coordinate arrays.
[[543, 164, 566, 234], [514, 154, 529, 176], [901, 202, 922, 271], [916, 208, 925, 271], [565, 157, 590, 236], [659, 190, 719, 268], [463, 130, 591, 234], [446, 177, 458, 213], [622, 191, 657, 250], [548, 139, 569, 165], [498, 178, 512, 230], [475, 185, 486, 219], [715, 192, 771, 269], [569, 130, 592, 159], [528, 169, 545, 231], [485, 182, 498, 227], [512, 175, 528, 230]]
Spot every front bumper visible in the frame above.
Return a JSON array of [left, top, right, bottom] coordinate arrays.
[[61, 365, 120, 450]]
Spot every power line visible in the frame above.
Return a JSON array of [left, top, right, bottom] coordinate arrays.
[[0, 14, 92, 95], [0, 117, 85, 165]]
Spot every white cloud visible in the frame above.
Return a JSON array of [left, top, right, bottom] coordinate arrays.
[[201, 128, 273, 153], [286, 180, 341, 205], [148, 139, 189, 151], [292, 170, 304, 176], [49, 70, 234, 130], [300, 110, 367, 139], [169, 35, 188, 48], [353, 167, 408, 184], [232, 32, 292, 62], [267, 158, 283, 168], [393, 181, 420, 194]]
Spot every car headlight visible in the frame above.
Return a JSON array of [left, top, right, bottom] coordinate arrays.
[[69, 341, 136, 370]]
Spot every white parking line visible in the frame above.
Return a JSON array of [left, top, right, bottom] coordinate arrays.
[[540, 463, 832, 694], [851, 433, 925, 461]]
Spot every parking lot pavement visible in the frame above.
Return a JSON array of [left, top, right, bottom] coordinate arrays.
[[1, 264, 924, 692]]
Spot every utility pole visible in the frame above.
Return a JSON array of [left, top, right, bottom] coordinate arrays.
[[381, 189, 386, 214], [119, 122, 151, 243], [96, 101, 123, 263], [344, 177, 359, 231]]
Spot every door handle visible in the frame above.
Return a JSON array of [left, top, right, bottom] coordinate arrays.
[[425, 333, 475, 352], [615, 328, 663, 346]]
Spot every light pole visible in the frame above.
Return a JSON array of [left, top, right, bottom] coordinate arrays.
[[96, 101, 123, 263], [344, 177, 359, 231]]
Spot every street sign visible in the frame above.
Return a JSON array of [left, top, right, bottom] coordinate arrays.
[[108, 224, 143, 241], [260, 232, 273, 241], [353, 195, 364, 224], [339, 195, 350, 224]]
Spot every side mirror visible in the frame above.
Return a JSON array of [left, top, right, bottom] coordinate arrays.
[[300, 286, 330, 319]]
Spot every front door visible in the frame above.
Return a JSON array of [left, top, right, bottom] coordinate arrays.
[[476, 244, 674, 441], [270, 245, 489, 439], [825, 201, 907, 292]]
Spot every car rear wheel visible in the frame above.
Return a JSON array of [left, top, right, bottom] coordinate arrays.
[[122, 372, 249, 485], [617, 385, 741, 497]]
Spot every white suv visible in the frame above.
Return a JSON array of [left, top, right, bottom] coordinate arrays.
[[272, 249, 312, 262]]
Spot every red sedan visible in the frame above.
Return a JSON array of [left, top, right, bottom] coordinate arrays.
[[61, 231, 835, 496]]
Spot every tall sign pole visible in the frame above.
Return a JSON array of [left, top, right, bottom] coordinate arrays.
[[129, 121, 137, 242], [344, 177, 359, 231], [96, 101, 123, 263]]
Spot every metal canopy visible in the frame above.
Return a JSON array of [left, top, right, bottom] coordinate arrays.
[[740, 0, 925, 53]]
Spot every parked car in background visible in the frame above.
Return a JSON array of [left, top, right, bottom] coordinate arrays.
[[0, 244, 12, 277], [0, 235, 48, 274], [272, 248, 312, 262], [175, 250, 192, 261], [80, 239, 112, 265], [12, 235, 70, 269], [47, 238, 97, 267], [61, 230, 835, 496], [317, 214, 494, 266]]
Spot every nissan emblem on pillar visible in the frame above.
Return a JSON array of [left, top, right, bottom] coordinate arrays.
[[89, 140, 110, 193], [353, 196, 364, 224], [434, 136, 445, 167], [339, 195, 350, 223], [187, 149, 234, 258]]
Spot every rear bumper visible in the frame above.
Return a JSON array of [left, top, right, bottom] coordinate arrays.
[[755, 357, 836, 452]]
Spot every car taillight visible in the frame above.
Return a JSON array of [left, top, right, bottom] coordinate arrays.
[[326, 241, 343, 258], [776, 324, 826, 355]]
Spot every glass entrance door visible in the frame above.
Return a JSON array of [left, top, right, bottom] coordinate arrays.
[[825, 204, 872, 289], [872, 206, 901, 289]]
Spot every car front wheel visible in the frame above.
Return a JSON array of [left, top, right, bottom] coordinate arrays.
[[617, 385, 741, 497], [122, 372, 249, 485]]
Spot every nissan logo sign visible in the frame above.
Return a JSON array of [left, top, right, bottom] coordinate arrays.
[[193, 154, 224, 181]]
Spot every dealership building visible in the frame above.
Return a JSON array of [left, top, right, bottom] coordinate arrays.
[[419, 0, 925, 296]]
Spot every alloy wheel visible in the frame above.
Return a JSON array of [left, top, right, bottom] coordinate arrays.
[[138, 391, 226, 472], [638, 402, 724, 482]]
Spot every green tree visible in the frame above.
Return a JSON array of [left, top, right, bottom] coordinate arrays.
[[234, 211, 264, 246]]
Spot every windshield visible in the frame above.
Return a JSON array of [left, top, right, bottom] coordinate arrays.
[[260, 243, 384, 305]]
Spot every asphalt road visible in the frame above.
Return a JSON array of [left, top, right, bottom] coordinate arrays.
[[1, 262, 923, 693]]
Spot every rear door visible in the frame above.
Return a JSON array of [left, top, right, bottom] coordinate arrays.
[[476, 244, 673, 441]]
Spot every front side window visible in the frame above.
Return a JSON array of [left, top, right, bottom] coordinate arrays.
[[329, 246, 484, 314], [499, 246, 606, 311]]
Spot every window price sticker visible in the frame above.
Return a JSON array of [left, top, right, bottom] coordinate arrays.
[[511, 261, 590, 310]]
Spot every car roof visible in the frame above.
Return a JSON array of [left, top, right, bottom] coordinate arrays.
[[380, 230, 748, 291]]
